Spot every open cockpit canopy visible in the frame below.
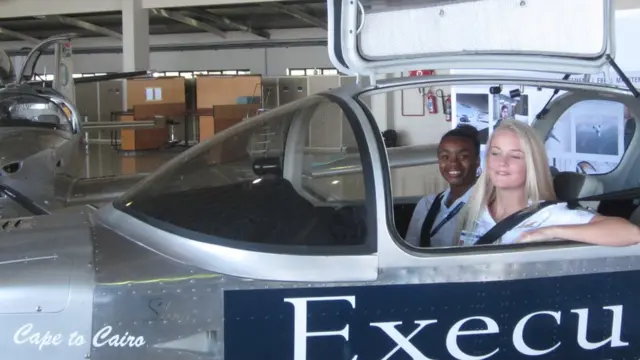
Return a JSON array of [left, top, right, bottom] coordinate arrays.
[[329, 0, 615, 77]]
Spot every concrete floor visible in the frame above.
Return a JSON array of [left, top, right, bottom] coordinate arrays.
[[78, 144, 187, 178]]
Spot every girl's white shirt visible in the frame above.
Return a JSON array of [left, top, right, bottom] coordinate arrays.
[[461, 200, 597, 245], [405, 186, 474, 248]]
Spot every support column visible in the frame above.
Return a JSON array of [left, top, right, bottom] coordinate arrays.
[[122, 0, 149, 71]]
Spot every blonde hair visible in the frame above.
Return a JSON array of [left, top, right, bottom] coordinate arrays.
[[458, 120, 556, 233]]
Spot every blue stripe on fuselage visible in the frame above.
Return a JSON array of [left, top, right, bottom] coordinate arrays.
[[224, 270, 640, 359]]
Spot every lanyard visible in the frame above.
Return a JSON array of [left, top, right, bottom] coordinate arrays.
[[429, 201, 464, 237]]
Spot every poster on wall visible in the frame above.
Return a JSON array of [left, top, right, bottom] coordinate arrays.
[[481, 93, 531, 143], [544, 111, 572, 153], [453, 92, 490, 144], [545, 99, 626, 174], [493, 94, 529, 124], [575, 115, 618, 156]]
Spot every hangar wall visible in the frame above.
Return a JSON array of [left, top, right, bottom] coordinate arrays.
[[23, 46, 332, 76], [3, 28, 332, 76]]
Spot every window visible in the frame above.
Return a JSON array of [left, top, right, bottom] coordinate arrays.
[[545, 100, 630, 175], [287, 68, 341, 76], [150, 70, 250, 78], [288, 69, 306, 76], [114, 95, 371, 251], [32, 72, 117, 80]]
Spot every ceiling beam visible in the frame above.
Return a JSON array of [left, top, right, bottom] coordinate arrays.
[[4, 38, 327, 56], [39, 15, 123, 39], [150, 8, 226, 38], [0, 27, 39, 44], [194, 9, 270, 39], [261, 2, 327, 30]]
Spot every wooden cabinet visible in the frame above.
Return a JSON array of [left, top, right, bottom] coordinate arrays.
[[195, 76, 262, 142], [120, 77, 186, 151], [198, 104, 261, 142]]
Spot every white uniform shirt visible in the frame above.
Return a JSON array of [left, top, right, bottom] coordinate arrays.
[[460, 201, 597, 245], [405, 187, 473, 248]]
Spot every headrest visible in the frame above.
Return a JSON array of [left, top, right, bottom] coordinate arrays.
[[553, 171, 604, 201]]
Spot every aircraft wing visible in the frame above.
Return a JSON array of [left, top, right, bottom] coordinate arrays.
[[305, 144, 439, 178], [63, 173, 150, 207]]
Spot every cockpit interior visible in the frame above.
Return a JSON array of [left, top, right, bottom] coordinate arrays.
[[100, 80, 640, 258]]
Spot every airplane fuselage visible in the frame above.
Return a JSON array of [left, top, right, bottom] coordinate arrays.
[[1, 207, 639, 360]]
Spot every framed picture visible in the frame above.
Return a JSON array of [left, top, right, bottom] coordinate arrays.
[[452, 91, 490, 144]]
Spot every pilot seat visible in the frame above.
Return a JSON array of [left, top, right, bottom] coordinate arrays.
[[553, 171, 604, 211]]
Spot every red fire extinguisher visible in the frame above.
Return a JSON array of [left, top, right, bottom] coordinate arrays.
[[444, 95, 452, 121], [426, 91, 438, 114]]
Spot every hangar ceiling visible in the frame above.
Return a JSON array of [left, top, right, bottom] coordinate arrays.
[[0, 0, 326, 43]]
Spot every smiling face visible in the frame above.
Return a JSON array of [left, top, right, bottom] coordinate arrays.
[[437, 136, 478, 188], [487, 129, 527, 190]]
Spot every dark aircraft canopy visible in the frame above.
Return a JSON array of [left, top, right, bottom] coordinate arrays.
[[113, 94, 373, 254]]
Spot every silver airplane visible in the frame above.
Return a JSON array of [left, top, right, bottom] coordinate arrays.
[[3, 1, 640, 359], [0, 34, 161, 219]]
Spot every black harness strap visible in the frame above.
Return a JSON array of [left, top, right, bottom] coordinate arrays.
[[474, 201, 558, 246], [419, 192, 444, 247], [472, 185, 640, 246]]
